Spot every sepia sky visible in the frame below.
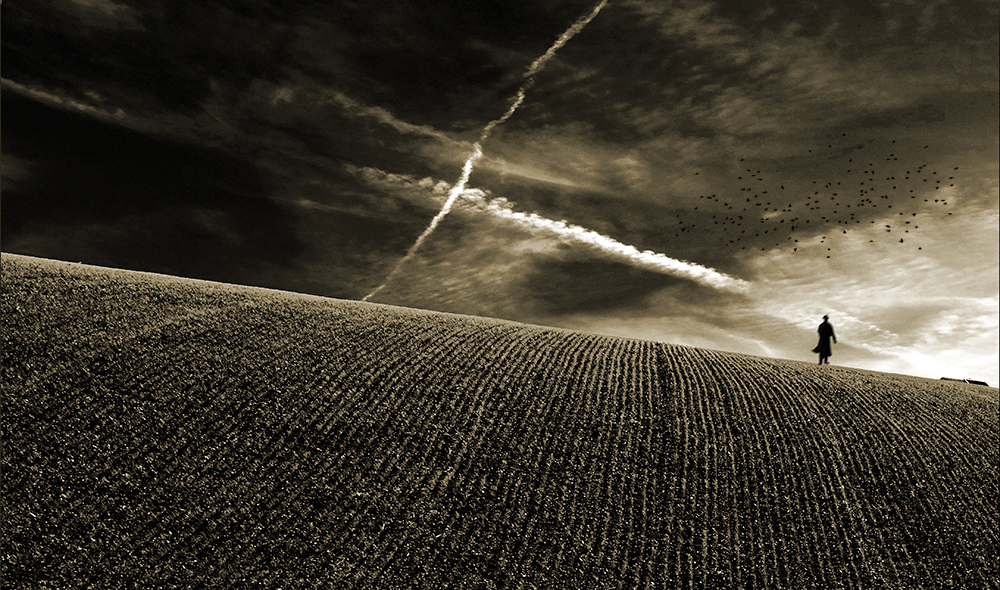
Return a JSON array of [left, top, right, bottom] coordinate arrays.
[[3, 0, 998, 383]]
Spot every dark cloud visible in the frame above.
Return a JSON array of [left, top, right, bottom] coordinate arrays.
[[3, 0, 296, 112], [524, 257, 710, 315], [3, 0, 610, 127], [322, 0, 606, 129], [1, 91, 301, 284]]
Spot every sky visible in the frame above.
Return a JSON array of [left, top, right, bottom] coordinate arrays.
[[3, 0, 998, 384]]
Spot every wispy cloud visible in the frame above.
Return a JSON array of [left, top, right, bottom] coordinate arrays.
[[612, 3, 910, 141], [307, 87, 597, 189], [2, 79, 132, 126], [319, 90, 463, 146]]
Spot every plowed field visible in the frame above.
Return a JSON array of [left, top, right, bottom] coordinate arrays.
[[3, 253, 997, 589]]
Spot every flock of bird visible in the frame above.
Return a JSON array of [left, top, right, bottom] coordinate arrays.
[[673, 137, 958, 257]]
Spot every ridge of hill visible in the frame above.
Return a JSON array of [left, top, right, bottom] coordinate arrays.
[[3, 253, 997, 589]]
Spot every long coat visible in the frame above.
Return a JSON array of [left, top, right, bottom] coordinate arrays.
[[815, 321, 836, 357]]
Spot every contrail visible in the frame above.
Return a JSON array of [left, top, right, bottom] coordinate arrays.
[[363, 0, 609, 302], [468, 194, 751, 292]]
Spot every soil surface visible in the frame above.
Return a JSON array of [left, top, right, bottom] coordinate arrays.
[[3, 253, 997, 589]]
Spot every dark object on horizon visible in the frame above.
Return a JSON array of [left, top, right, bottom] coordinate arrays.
[[812, 315, 837, 365], [940, 377, 991, 387]]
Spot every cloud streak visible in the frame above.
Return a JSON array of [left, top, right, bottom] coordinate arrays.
[[2, 78, 132, 126], [321, 90, 461, 146], [465, 193, 750, 292]]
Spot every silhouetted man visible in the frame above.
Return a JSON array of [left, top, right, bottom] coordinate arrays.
[[813, 315, 837, 365]]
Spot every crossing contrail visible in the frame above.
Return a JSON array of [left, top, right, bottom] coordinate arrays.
[[466, 194, 751, 292], [363, 0, 609, 302]]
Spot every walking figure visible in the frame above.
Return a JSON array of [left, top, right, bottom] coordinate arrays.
[[813, 315, 837, 365]]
